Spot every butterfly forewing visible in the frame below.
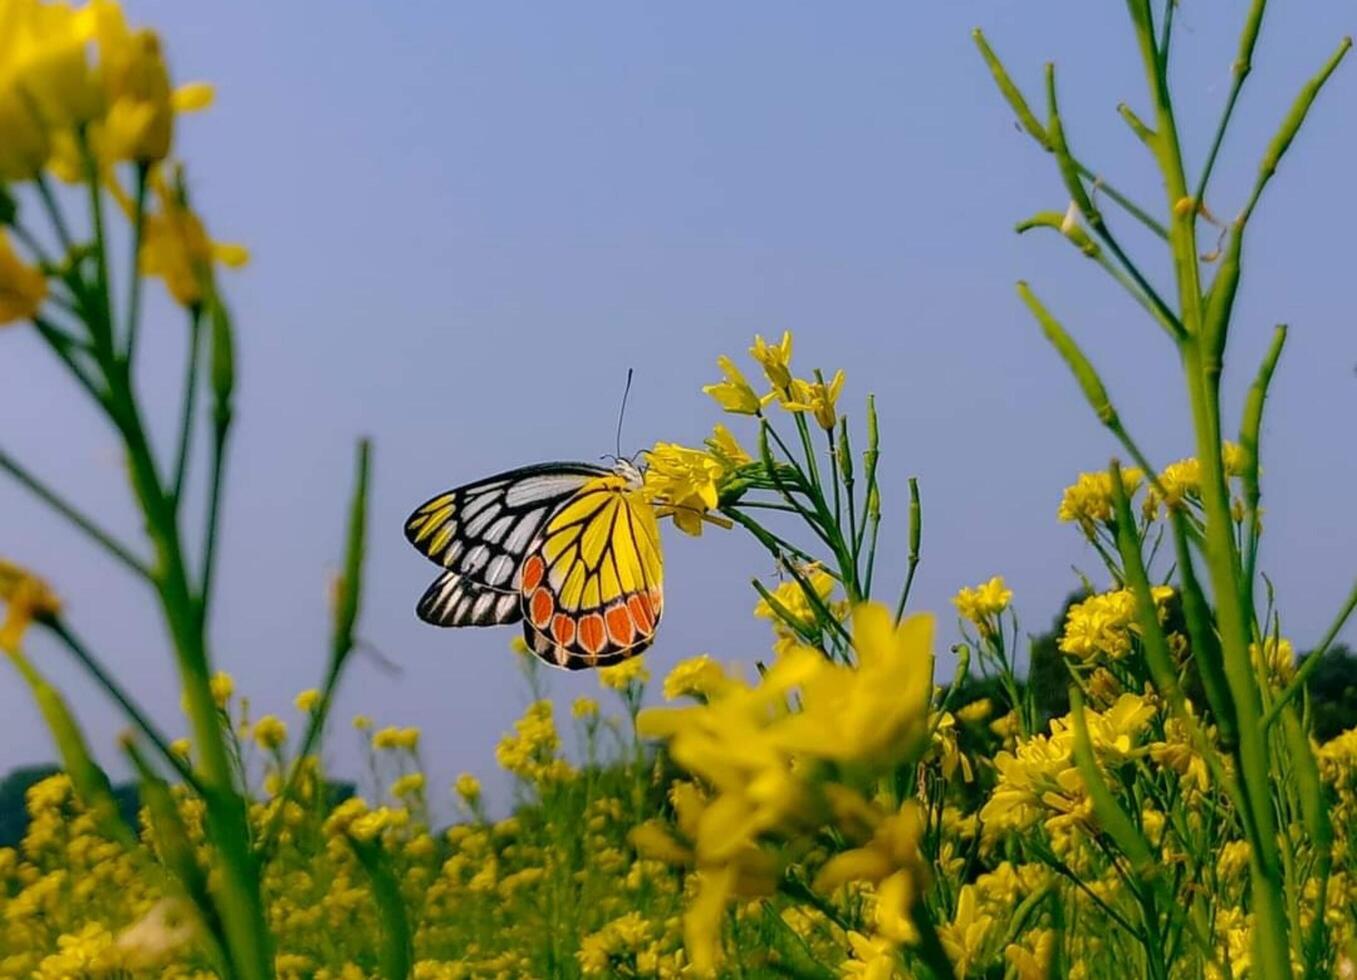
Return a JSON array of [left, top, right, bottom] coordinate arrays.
[[518, 476, 664, 669], [405, 463, 608, 595]]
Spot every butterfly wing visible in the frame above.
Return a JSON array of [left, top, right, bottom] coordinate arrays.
[[405, 463, 608, 597], [416, 571, 522, 627], [518, 475, 664, 669]]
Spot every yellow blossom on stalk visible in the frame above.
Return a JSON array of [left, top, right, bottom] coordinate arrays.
[[937, 885, 993, 977], [841, 930, 904, 979], [0, 559, 60, 652], [138, 169, 247, 306], [783, 370, 845, 431], [0, 80, 49, 179], [1057, 468, 1143, 526], [814, 798, 927, 894], [957, 698, 992, 724], [293, 688, 320, 713], [749, 331, 794, 389], [662, 654, 729, 701], [253, 714, 287, 751], [643, 442, 727, 536], [390, 772, 424, 798], [351, 713, 372, 731], [1154, 457, 1200, 510], [208, 670, 233, 708], [0, 231, 47, 325], [754, 564, 836, 635], [571, 695, 600, 720], [598, 655, 648, 692], [702, 355, 769, 415], [168, 737, 189, 758], [952, 575, 1012, 632], [0, 1, 102, 133], [1058, 586, 1173, 663], [373, 725, 420, 751], [454, 772, 480, 803], [704, 423, 751, 468], [1005, 929, 1055, 980], [1250, 635, 1296, 686]]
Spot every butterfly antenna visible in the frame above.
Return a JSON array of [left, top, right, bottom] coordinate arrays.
[[615, 367, 634, 459]]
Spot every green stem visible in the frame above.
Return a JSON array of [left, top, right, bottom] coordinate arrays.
[[0, 446, 152, 581], [1193, 0, 1268, 204], [43, 617, 202, 793], [124, 163, 150, 361], [1262, 577, 1357, 731], [173, 308, 205, 504]]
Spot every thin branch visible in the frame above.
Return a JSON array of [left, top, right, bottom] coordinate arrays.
[[0, 447, 154, 582]]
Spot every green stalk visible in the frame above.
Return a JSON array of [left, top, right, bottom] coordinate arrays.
[[0, 447, 152, 582], [1194, 0, 1269, 203], [172, 307, 205, 504], [1238, 325, 1286, 625], [1263, 577, 1357, 730], [348, 835, 414, 980], [44, 616, 202, 793], [893, 478, 922, 624], [124, 163, 150, 361]]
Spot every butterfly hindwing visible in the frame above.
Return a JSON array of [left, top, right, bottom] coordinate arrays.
[[405, 463, 608, 592], [518, 475, 664, 670], [417, 571, 522, 627]]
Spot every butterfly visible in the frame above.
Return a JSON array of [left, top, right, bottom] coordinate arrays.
[[404, 458, 664, 670]]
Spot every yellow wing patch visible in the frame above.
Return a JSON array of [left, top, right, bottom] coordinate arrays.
[[519, 475, 664, 670]]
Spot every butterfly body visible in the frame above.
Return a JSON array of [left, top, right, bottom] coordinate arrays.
[[405, 459, 663, 670]]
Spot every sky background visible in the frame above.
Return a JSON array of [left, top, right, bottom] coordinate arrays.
[[2, 2, 1354, 813]]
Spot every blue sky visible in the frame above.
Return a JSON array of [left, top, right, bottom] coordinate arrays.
[[1, 2, 1354, 810]]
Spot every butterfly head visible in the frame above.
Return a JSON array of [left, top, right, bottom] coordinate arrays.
[[607, 455, 645, 489]]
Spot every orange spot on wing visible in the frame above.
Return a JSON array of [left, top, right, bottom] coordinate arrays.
[[605, 604, 635, 646], [551, 614, 576, 647], [529, 588, 554, 628], [628, 594, 654, 633], [578, 614, 606, 655], [521, 555, 546, 593]]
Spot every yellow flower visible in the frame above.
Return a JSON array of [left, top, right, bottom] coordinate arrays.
[[373, 725, 420, 751], [703, 354, 770, 415], [937, 884, 993, 977], [139, 169, 247, 306], [209, 670, 233, 708], [168, 738, 190, 758], [749, 331, 794, 389], [0, 231, 47, 324], [1057, 468, 1143, 526], [754, 564, 837, 634], [598, 655, 649, 692], [454, 772, 481, 803], [1058, 586, 1173, 663], [253, 714, 287, 751], [571, 695, 600, 720], [783, 370, 845, 431], [952, 575, 1012, 630], [643, 441, 727, 536], [814, 798, 927, 893], [351, 713, 373, 731], [0, 559, 60, 652], [0, 1, 102, 131], [956, 698, 992, 724], [293, 688, 320, 713], [390, 772, 425, 798], [0, 82, 48, 179], [662, 654, 729, 701], [704, 423, 751, 468]]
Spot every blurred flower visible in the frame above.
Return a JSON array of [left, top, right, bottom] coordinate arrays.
[[598, 655, 648, 692], [293, 688, 320, 713], [662, 654, 729, 701], [0, 231, 47, 325], [138, 169, 247, 306], [253, 715, 287, 751], [0, 558, 60, 652], [454, 772, 481, 803], [571, 695, 600, 720], [391, 772, 425, 798]]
